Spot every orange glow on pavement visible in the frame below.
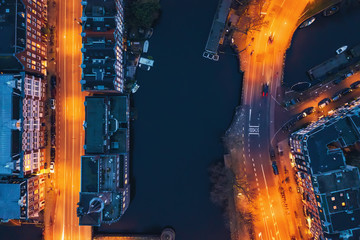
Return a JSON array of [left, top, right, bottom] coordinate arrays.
[[44, 0, 91, 239]]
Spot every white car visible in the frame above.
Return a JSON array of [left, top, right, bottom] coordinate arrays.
[[50, 162, 55, 173]]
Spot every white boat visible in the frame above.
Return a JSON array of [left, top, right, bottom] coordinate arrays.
[[299, 17, 316, 29], [336, 45, 347, 55], [143, 40, 149, 53]]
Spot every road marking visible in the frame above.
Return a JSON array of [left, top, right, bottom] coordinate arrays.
[[255, 173, 257, 176], [252, 158, 254, 162], [249, 108, 252, 122], [253, 163, 255, 167]]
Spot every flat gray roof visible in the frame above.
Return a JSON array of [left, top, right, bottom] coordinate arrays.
[[81, 156, 99, 192], [205, 0, 231, 53], [85, 97, 105, 154]]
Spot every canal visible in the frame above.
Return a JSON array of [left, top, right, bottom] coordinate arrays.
[[98, 0, 241, 239], [283, 1, 360, 88]]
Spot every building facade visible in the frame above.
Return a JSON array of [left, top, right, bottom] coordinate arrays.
[[0, 0, 48, 222], [290, 99, 360, 239], [77, 95, 130, 226], [80, 0, 125, 92]]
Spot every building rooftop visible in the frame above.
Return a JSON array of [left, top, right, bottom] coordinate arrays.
[[0, 0, 26, 71], [0, 182, 25, 220], [78, 155, 127, 226], [0, 74, 22, 175], [84, 97, 106, 154], [307, 116, 360, 174], [84, 96, 129, 155], [317, 167, 360, 193]]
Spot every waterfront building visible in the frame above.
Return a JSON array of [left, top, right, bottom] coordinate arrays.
[[0, 0, 48, 75], [0, 0, 48, 223], [0, 174, 45, 222], [80, 0, 125, 92], [77, 95, 130, 226], [290, 100, 360, 239]]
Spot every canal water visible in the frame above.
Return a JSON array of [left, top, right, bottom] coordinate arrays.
[[283, 1, 360, 88], [3, 1, 360, 240], [98, 0, 241, 239]]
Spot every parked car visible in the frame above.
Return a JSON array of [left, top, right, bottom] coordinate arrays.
[[50, 99, 56, 110], [296, 112, 307, 120], [272, 161, 279, 175], [285, 98, 301, 107], [270, 148, 276, 160], [332, 90, 343, 101], [318, 98, 331, 109], [333, 75, 346, 84], [51, 75, 56, 88], [50, 161, 55, 173], [302, 107, 315, 115], [50, 147, 56, 158], [341, 87, 352, 96], [351, 81, 360, 89], [345, 71, 354, 78]]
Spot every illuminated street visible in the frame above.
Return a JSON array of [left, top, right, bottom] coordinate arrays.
[[231, 0, 315, 239], [47, 0, 91, 239]]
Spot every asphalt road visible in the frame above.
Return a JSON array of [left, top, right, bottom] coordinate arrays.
[[233, 0, 315, 239], [48, 0, 91, 239]]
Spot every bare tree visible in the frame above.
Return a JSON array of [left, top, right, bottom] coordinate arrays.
[[234, 16, 268, 35]]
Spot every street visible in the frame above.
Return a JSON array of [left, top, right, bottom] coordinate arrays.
[[45, 0, 92, 239], [231, 0, 314, 239]]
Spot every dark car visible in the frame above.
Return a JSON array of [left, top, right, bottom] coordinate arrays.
[[269, 148, 276, 160], [296, 112, 306, 120], [285, 98, 300, 107], [332, 90, 343, 101], [50, 147, 56, 158], [318, 98, 331, 109], [333, 75, 346, 85], [341, 87, 352, 96], [262, 83, 269, 97], [51, 75, 56, 88], [272, 161, 279, 175], [351, 81, 360, 89], [302, 107, 315, 115]]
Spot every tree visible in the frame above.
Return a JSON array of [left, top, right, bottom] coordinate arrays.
[[130, 0, 160, 28], [234, 16, 268, 35]]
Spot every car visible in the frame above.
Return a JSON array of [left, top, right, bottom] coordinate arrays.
[[50, 99, 56, 110], [272, 161, 279, 175], [262, 83, 269, 97], [333, 75, 346, 84], [318, 98, 331, 109], [332, 90, 343, 101], [50, 162, 55, 173], [296, 112, 306, 120], [351, 81, 360, 89], [51, 75, 56, 88], [302, 107, 315, 115], [285, 98, 300, 107], [341, 87, 352, 96], [270, 148, 276, 160], [345, 71, 354, 78], [50, 147, 56, 158]]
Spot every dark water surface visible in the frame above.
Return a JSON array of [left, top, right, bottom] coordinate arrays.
[[283, 1, 360, 87], [98, 0, 241, 239]]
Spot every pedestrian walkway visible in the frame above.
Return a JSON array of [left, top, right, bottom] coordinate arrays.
[[203, 0, 232, 61]]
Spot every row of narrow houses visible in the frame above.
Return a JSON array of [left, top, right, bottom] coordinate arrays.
[[0, 0, 48, 222], [76, 0, 130, 226]]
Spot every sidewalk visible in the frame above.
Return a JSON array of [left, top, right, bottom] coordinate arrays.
[[43, 0, 59, 239]]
